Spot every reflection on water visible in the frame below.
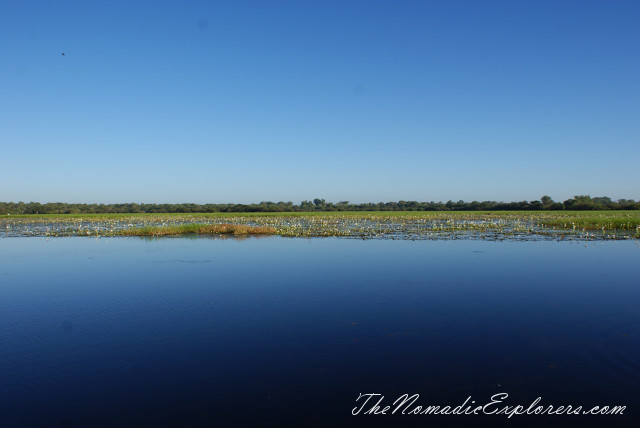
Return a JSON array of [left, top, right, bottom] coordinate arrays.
[[0, 237, 639, 427]]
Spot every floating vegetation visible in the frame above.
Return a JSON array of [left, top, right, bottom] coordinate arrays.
[[1, 212, 639, 241], [119, 223, 277, 237]]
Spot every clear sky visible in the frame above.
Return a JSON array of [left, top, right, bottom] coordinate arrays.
[[1, 0, 639, 204]]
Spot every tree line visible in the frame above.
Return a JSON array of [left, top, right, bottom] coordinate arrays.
[[0, 196, 638, 215]]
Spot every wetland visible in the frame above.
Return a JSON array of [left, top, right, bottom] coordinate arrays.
[[2, 211, 640, 240], [2, 212, 639, 426]]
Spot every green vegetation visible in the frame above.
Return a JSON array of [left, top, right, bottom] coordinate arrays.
[[2, 211, 639, 240], [1, 195, 638, 215], [119, 223, 277, 236], [537, 213, 640, 231]]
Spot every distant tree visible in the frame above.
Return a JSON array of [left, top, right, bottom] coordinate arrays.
[[540, 195, 554, 208], [530, 200, 543, 210], [300, 200, 315, 211], [313, 198, 326, 209], [1, 195, 639, 214], [593, 196, 613, 209], [564, 195, 599, 210]]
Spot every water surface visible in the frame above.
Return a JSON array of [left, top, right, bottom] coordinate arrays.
[[1, 237, 639, 427]]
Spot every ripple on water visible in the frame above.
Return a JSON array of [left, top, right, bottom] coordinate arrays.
[[576, 319, 640, 393]]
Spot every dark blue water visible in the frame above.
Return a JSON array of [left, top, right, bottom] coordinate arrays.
[[1, 237, 639, 427]]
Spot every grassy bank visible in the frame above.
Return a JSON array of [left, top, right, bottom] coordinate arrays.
[[118, 223, 277, 237], [2, 211, 639, 239]]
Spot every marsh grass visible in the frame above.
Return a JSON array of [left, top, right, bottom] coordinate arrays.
[[535, 213, 640, 230], [119, 223, 277, 237], [2, 211, 639, 240]]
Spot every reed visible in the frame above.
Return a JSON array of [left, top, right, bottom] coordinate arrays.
[[119, 223, 278, 236]]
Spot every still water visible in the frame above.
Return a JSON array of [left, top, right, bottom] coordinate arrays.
[[1, 237, 639, 427]]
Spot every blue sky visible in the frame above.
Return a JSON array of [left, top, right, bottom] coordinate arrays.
[[1, 0, 639, 204]]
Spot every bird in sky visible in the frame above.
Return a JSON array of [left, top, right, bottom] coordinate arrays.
[[61, 52, 65, 56]]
